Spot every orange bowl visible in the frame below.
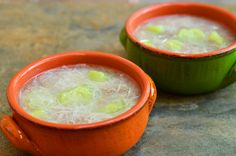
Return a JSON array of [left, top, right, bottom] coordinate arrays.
[[0, 51, 157, 156]]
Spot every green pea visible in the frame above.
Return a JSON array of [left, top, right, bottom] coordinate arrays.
[[140, 40, 153, 46], [58, 86, 92, 105], [101, 99, 126, 113], [30, 109, 48, 119], [146, 25, 165, 34], [177, 28, 205, 42], [88, 70, 107, 82], [165, 39, 184, 51], [208, 31, 224, 45]]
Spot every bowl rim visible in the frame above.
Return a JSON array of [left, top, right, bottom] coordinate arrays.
[[125, 2, 236, 58], [7, 51, 152, 130]]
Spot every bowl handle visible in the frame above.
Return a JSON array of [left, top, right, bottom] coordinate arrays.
[[0, 115, 40, 155], [221, 60, 236, 88], [119, 27, 128, 49], [147, 75, 157, 113]]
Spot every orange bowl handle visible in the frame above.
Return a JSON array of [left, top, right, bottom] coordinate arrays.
[[147, 75, 157, 113], [0, 116, 40, 155]]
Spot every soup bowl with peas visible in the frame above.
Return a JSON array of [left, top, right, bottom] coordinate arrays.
[[0, 51, 156, 156], [120, 2, 236, 94]]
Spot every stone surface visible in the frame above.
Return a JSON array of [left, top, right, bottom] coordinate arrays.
[[0, 0, 235, 156]]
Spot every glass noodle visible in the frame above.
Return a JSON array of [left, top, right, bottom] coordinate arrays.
[[134, 15, 235, 53], [19, 64, 140, 124]]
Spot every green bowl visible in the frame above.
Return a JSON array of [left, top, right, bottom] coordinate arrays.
[[120, 2, 236, 95]]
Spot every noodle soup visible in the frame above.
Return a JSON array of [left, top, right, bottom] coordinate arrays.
[[134, 15, 235, 54], [19, 65, 140, 124]]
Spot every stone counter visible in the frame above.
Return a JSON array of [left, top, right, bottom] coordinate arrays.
[[0, 0, 235, 156]]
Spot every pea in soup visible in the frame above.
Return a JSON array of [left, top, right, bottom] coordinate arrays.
[[19, 65, 140, 124], [134, 15, 235, 54]]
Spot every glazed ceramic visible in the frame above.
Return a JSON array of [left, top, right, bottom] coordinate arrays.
[[0, 51, 157, 156], [120, 2, 236, 95]]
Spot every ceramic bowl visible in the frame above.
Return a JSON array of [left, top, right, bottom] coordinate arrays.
[[0, 51, 157, 156], [120, 2, 236, 95]]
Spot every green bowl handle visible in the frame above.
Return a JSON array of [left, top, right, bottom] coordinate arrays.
[[119, 27, 128, 49], [221, 60, 236, 88]]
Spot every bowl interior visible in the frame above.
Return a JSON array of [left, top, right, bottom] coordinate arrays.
[[8, 51, 150, 129]]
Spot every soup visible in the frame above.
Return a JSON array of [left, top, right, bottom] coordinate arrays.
[[134, 15, 235, 54], [19, 65, 140, 124]]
